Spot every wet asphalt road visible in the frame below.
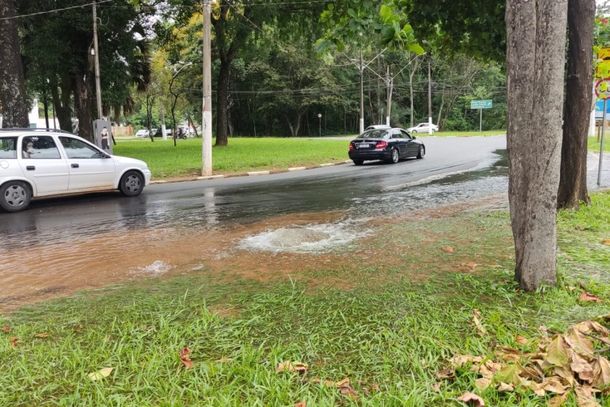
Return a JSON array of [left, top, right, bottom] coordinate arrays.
[[0, 136, 508, 239]]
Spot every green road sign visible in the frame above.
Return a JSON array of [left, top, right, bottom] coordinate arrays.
[[470, 99, 493, 109]]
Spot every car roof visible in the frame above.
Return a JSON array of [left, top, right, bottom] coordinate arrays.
[[0, 128, 73, 137]]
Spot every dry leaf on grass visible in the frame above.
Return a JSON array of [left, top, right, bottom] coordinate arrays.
[[1, 325, 10, 334], [88, 367, 113, 381], [294, 401, 306, 407], [548, 393, 569, 407], [441, 246, 455, 254], [575, 385, 601, 407], [276, 361, 308, 374], [497, 382, 514, 392], [579, 292, 602, 303], [179, 347, 193, 369], [34, 333, 49, 339], [436, 367, 455, 380], [516, 335, 528, 345], [472, 309, 487, 336], [601, 238, 610, 246], [474, 377, 491, 391], [9, 337, 18, 348], [592, 356, 610, 388], [457, 392, 485, 406]]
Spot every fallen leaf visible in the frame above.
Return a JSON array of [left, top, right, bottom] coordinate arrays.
[[457, 392, 485, 406], [579, 292, 602, 303], [336, 378, 358, 400], [441, 246, 455, 254], [494, 364, 522, 386], [541, 377, 569, 395], [564, 328, 594, 357], [294, 401, 306, 407], [572, 321, 609, 337], [548, 393, 569, 407], [545, 336, 570, 368], [601, 239, 610, 246], [571, 353, 594, 384], [431, 382, 442, 392], [516, 335, 528, 345], [497, 382, 514, 392], [1, 325, 10, 334], [592, 356, 610, 388], [9, 337, 18, 348], [472, 309, 487, 335], [88, 367, 113, 381], [34, 333, 49, 339], [450, 354, 482, 368], [180, 347, 193, 369], [276, 361, 308, 374], [554, 366, 576, 387], [436, 367, 455, 380], [574, 385, 601, 407], [475, 377, 492, 391]]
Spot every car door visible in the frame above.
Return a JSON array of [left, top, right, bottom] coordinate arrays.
[[390, 131, 406, 157], [19, 135, 69, 196], [401, 130, 417, 156], [59, 136, 116, 191]]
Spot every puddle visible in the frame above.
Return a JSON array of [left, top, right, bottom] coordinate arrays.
[[238, 221, 371, 253]]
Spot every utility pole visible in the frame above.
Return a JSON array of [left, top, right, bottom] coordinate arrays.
[[359, 51, 364, 134], [386, 65, 393, 126], [202, 0, 213, 176], [92, 0, 102, 119], [427, 58, 432, 135]]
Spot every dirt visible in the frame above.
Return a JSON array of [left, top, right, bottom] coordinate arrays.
[[0, 195, 510, 313]]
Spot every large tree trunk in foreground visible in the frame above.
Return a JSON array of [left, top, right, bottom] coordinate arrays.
[[557, 0, 594, 209], [506, 0, 568, 291], [0, 0, 29, 128], [74, 74, 94, 142], [215, 59, 230, 146]]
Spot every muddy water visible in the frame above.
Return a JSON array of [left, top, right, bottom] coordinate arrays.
[[0, 152, 510, 309]]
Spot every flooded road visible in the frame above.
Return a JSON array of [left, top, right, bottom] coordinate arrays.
[[1, 136, 607, 310]]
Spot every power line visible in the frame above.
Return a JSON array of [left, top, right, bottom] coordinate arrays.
[[0, 0, 114, 21]]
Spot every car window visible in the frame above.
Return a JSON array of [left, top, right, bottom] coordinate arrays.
[[0, 137, 17, 159], [401, 130, 412, 139], [391, 132, 402, 139], [60, 137, 106, 159], [22, 136, 61, 159], [358, 129, 389, 139]]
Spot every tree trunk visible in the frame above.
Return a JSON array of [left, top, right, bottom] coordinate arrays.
[[0, 0, 29, 128], [557, 0, 594, 209], [409, 59, 419, 128], [74, 74, 95, 142], [506, 0, 568, 291], [215, 58, 231, 146], [51, 76, 73, 132]]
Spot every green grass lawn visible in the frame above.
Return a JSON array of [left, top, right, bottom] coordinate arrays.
[[588, 135, 610, 153], [114, 138, 349, 178], [1, 193, 608, 405]]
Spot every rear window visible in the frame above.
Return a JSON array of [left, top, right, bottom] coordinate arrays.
[[0, 137, 17, 159], [358, 129, 389, 139]]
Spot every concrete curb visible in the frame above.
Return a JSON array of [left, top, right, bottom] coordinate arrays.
[[149, 160, 350, 185]]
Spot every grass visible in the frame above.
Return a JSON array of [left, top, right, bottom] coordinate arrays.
[[113, 138, 349, 178], [0, 193, 609, 405], [429, 130, 505, 137], [588, 135, 610, 153]]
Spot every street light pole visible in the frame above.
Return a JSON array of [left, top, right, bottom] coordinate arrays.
[[202, 0, 213, 176], [92, 0, 102, 119], [427, 57, 432, 135], [318, 113, 322, 137], [359, 50, 364, 134]]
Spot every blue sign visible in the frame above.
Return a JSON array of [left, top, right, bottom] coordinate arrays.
[[470, 100, 493, 109]]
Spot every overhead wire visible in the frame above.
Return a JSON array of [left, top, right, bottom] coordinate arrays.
[[0, 0, 114, 21]]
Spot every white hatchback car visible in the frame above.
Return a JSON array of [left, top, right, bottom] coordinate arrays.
[[406, 122, 439, 133], [0, 129, 152, 212]]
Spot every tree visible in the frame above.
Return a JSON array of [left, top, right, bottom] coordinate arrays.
[[506, 0, 568, 290], [557, 0, 595, 209], [0, 0, 29, 128]]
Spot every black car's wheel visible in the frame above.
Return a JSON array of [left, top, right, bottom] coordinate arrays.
[[353, 159, 364, 166], [388, 148, 400, 164], [0, 181, 32, 212], [417, 145, 425, 159], [119, 170, 145, 197]]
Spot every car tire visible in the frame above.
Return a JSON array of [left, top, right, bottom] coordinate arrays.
[[0, 181, 32, 212], [388, 148, 399, 164], [119, 170, 145, 197], [353, 159, 364, 166], [417, 146, 425, 159]]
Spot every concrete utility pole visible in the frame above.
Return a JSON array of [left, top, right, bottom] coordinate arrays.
[[385, 65, 393, 126], [359, 51, 364, 135], [202, 0, 213, 176], [92, 0, 103, 118], [427, 58, 433, 134]]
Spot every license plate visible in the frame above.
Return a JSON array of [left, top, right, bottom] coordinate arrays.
[[358, 143, 370, 149]]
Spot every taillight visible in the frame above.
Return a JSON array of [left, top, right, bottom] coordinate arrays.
[[375, 140, 388, 150], [349, 142, 355, 151]]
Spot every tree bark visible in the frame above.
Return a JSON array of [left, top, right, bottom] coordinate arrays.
[[74, 74, 94, 142], [215, 59, 230, 146], [557, 0, 594, 209], [51, 76, 73, 132], [506, 0, 568, 291], [0, 0, 29, 128]]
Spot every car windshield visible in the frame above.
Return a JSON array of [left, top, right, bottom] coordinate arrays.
[[358, 129, 388, 139]]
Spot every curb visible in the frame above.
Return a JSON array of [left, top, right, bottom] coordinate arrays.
[[150, 160, 350, 185]]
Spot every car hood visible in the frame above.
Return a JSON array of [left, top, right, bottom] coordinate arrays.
[[112, 155, 149, 169]]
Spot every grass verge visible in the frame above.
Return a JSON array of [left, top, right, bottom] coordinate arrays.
[[588, 136, 610, 153], [114, 138, 349, 178], [1, 193, 608, 405]]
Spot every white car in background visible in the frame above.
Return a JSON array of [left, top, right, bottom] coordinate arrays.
[[0, 129, 152, 212], [407, 122, 439, 133], [135, 129, 150, 138]]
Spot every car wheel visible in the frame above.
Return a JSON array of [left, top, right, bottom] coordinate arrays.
[[0, 181, 32, 212], [388, 148, 399, 164], [353, 159, 364, 166], [417, 146, 425, 159], [119, 170, 145, 197], [411, 130, 417, 133]]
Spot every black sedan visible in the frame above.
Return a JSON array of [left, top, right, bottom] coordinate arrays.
[[348, 127, 426, 165]]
